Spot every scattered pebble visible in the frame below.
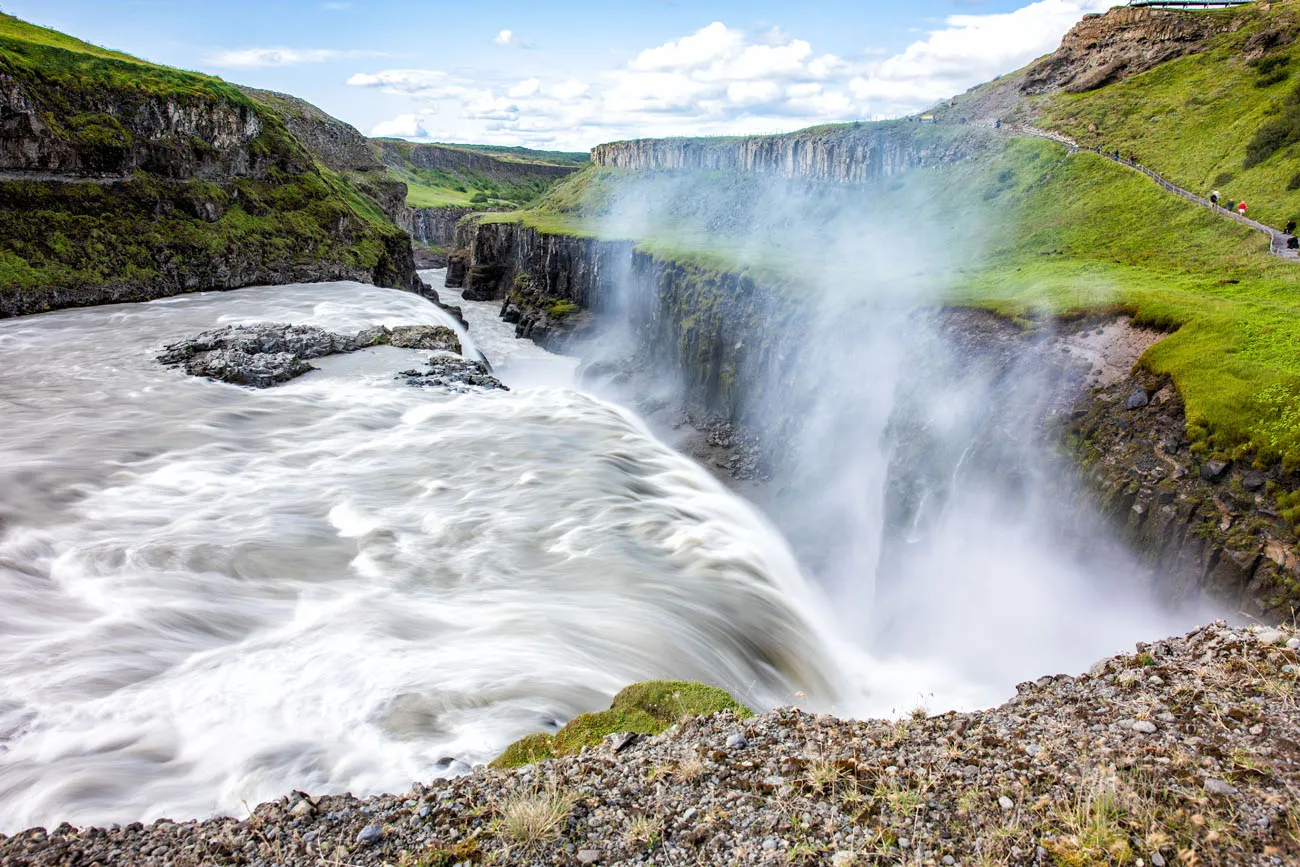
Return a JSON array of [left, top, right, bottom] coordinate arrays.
[[2, 622, 1296, 866]]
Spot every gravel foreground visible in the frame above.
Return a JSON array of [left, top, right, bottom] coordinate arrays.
[[3, 622, 1297, 867]]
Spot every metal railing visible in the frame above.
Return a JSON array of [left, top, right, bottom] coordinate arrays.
[[993, 123, 1297, 260], [1127, 0, 1253, 8]]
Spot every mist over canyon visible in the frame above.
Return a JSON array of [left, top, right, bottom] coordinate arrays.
[[3, 5, 1300, 864]]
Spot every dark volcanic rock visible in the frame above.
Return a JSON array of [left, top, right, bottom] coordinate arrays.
[[1200, 459, 1229, 482], [159, 323, 358, 365], [159, 322, 465, 388], [1126, 388, 1149, 410], [158, 323, 356, 386], [388, 325, 461, 353], [400, 357, 507, 393], [184, 348, 314, 388]]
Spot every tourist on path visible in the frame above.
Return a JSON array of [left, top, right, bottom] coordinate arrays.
[[1211, 190, 1220, 207], [1286, 219, 1296, 235], [1239, 201, 1249, 217]]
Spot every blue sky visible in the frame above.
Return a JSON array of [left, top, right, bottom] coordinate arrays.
[[4, 0, 1112, 150]]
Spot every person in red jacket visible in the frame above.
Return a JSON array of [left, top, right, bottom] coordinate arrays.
[[1239, 201, 1248, 217]]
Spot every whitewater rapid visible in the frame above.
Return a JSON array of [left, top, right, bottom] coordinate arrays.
[[0, 272, 1195, 832], [0, 278, 877, 831]]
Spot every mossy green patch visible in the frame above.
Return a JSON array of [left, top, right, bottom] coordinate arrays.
[[0, 12, 413, 302], [1033, 3, 1300, 230], [489, 124, 1300, 465], [492, 681, 752, 769]]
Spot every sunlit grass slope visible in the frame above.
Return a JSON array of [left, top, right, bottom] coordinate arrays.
[[0, 13, 412, 298], [489, 119, 1300, 465], [1033, 1, 1300, 231], [375, 140, 587, 209]]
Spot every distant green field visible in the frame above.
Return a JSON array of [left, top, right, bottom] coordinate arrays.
[[426, 142, 589, 167], [1033, 3, 1300, 231], [0, 12, 411, 299], [374, 140, 588, 210]]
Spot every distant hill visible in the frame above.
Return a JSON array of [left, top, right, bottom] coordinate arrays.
[[375, 140, 589, 169], [372, 140, 586, 210], [0, 12, 421, 314]]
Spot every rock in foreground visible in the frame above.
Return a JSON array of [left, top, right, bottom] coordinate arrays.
[[399, 356, 507, 393], [158, 323, 462, 387], [2, 622, 1296, 866]]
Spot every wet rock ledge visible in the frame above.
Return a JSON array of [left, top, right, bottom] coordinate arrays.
[[2, 622, 1296, 866], [156, 323, 505, 391]]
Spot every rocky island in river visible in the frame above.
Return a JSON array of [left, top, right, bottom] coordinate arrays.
[[2, 2, 1300, 865]]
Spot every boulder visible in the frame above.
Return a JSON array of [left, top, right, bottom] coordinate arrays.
[[399, 357, 507, 393], [1200, 459, 1229, 482], [1125, 389, 1149, 410], [159, 322, 464, 387], [388, 325, 462, 354]]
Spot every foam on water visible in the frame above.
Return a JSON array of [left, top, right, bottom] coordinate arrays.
[[0, 280, 894, 831]]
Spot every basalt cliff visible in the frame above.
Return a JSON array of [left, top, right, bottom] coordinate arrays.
[[445, 1, 1300, 623], [591, 122, 987, 182], [0, 14, 421, 316]]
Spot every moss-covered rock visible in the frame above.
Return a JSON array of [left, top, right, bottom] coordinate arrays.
[[0, 12, 420, 314], [492, 681, 752, 769]]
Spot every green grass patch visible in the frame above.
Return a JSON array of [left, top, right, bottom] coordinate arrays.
[[491, 681, 752, 768], [490, 132, 1300, 464], [1033, 4, 1300, 230], [376, 141, 583, 209]]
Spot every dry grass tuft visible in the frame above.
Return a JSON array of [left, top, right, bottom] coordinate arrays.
[[496, 784, 576, 848]]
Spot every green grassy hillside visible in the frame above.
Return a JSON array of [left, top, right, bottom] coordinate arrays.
[[1032, 2, 1300, 230], [374, 140, 587, 209], [0, 13, 416, 307]]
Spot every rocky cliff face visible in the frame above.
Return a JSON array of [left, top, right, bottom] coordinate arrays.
[[402, 206, 475, 249], [0, 73, 275, 180], [1022, 5, 1250, 94], [0, 14, 424, 316], [591, 124, 990, 182], [240, 86, 412, 229], [1069, 371, 1300, 620], [374, 141, 579, 182], [238, 87, 378, 173]]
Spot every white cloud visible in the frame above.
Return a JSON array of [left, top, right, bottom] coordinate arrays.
[[346, 69, 469, 99], [850, 0, 1112, 109], [550, 79, 590, 101], [493, 29, 534, 48], [508, 78, 541, 98], [351, 0, 1106, 150], [370, 111, 437, 138], [628, 21, 742, 72], [209, 47, 385, 68]]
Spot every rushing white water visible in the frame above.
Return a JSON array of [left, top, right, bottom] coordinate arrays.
[[0, 272, 1199, 833], [0, 279, 882, 831]]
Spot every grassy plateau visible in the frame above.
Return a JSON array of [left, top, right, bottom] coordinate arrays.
[[477, 1, 1300, 470]]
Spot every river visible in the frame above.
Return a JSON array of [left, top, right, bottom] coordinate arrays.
[[0, 273, 1189, 831]]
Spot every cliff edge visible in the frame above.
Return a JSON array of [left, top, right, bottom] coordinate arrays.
[[0, 13, 420, 316]]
